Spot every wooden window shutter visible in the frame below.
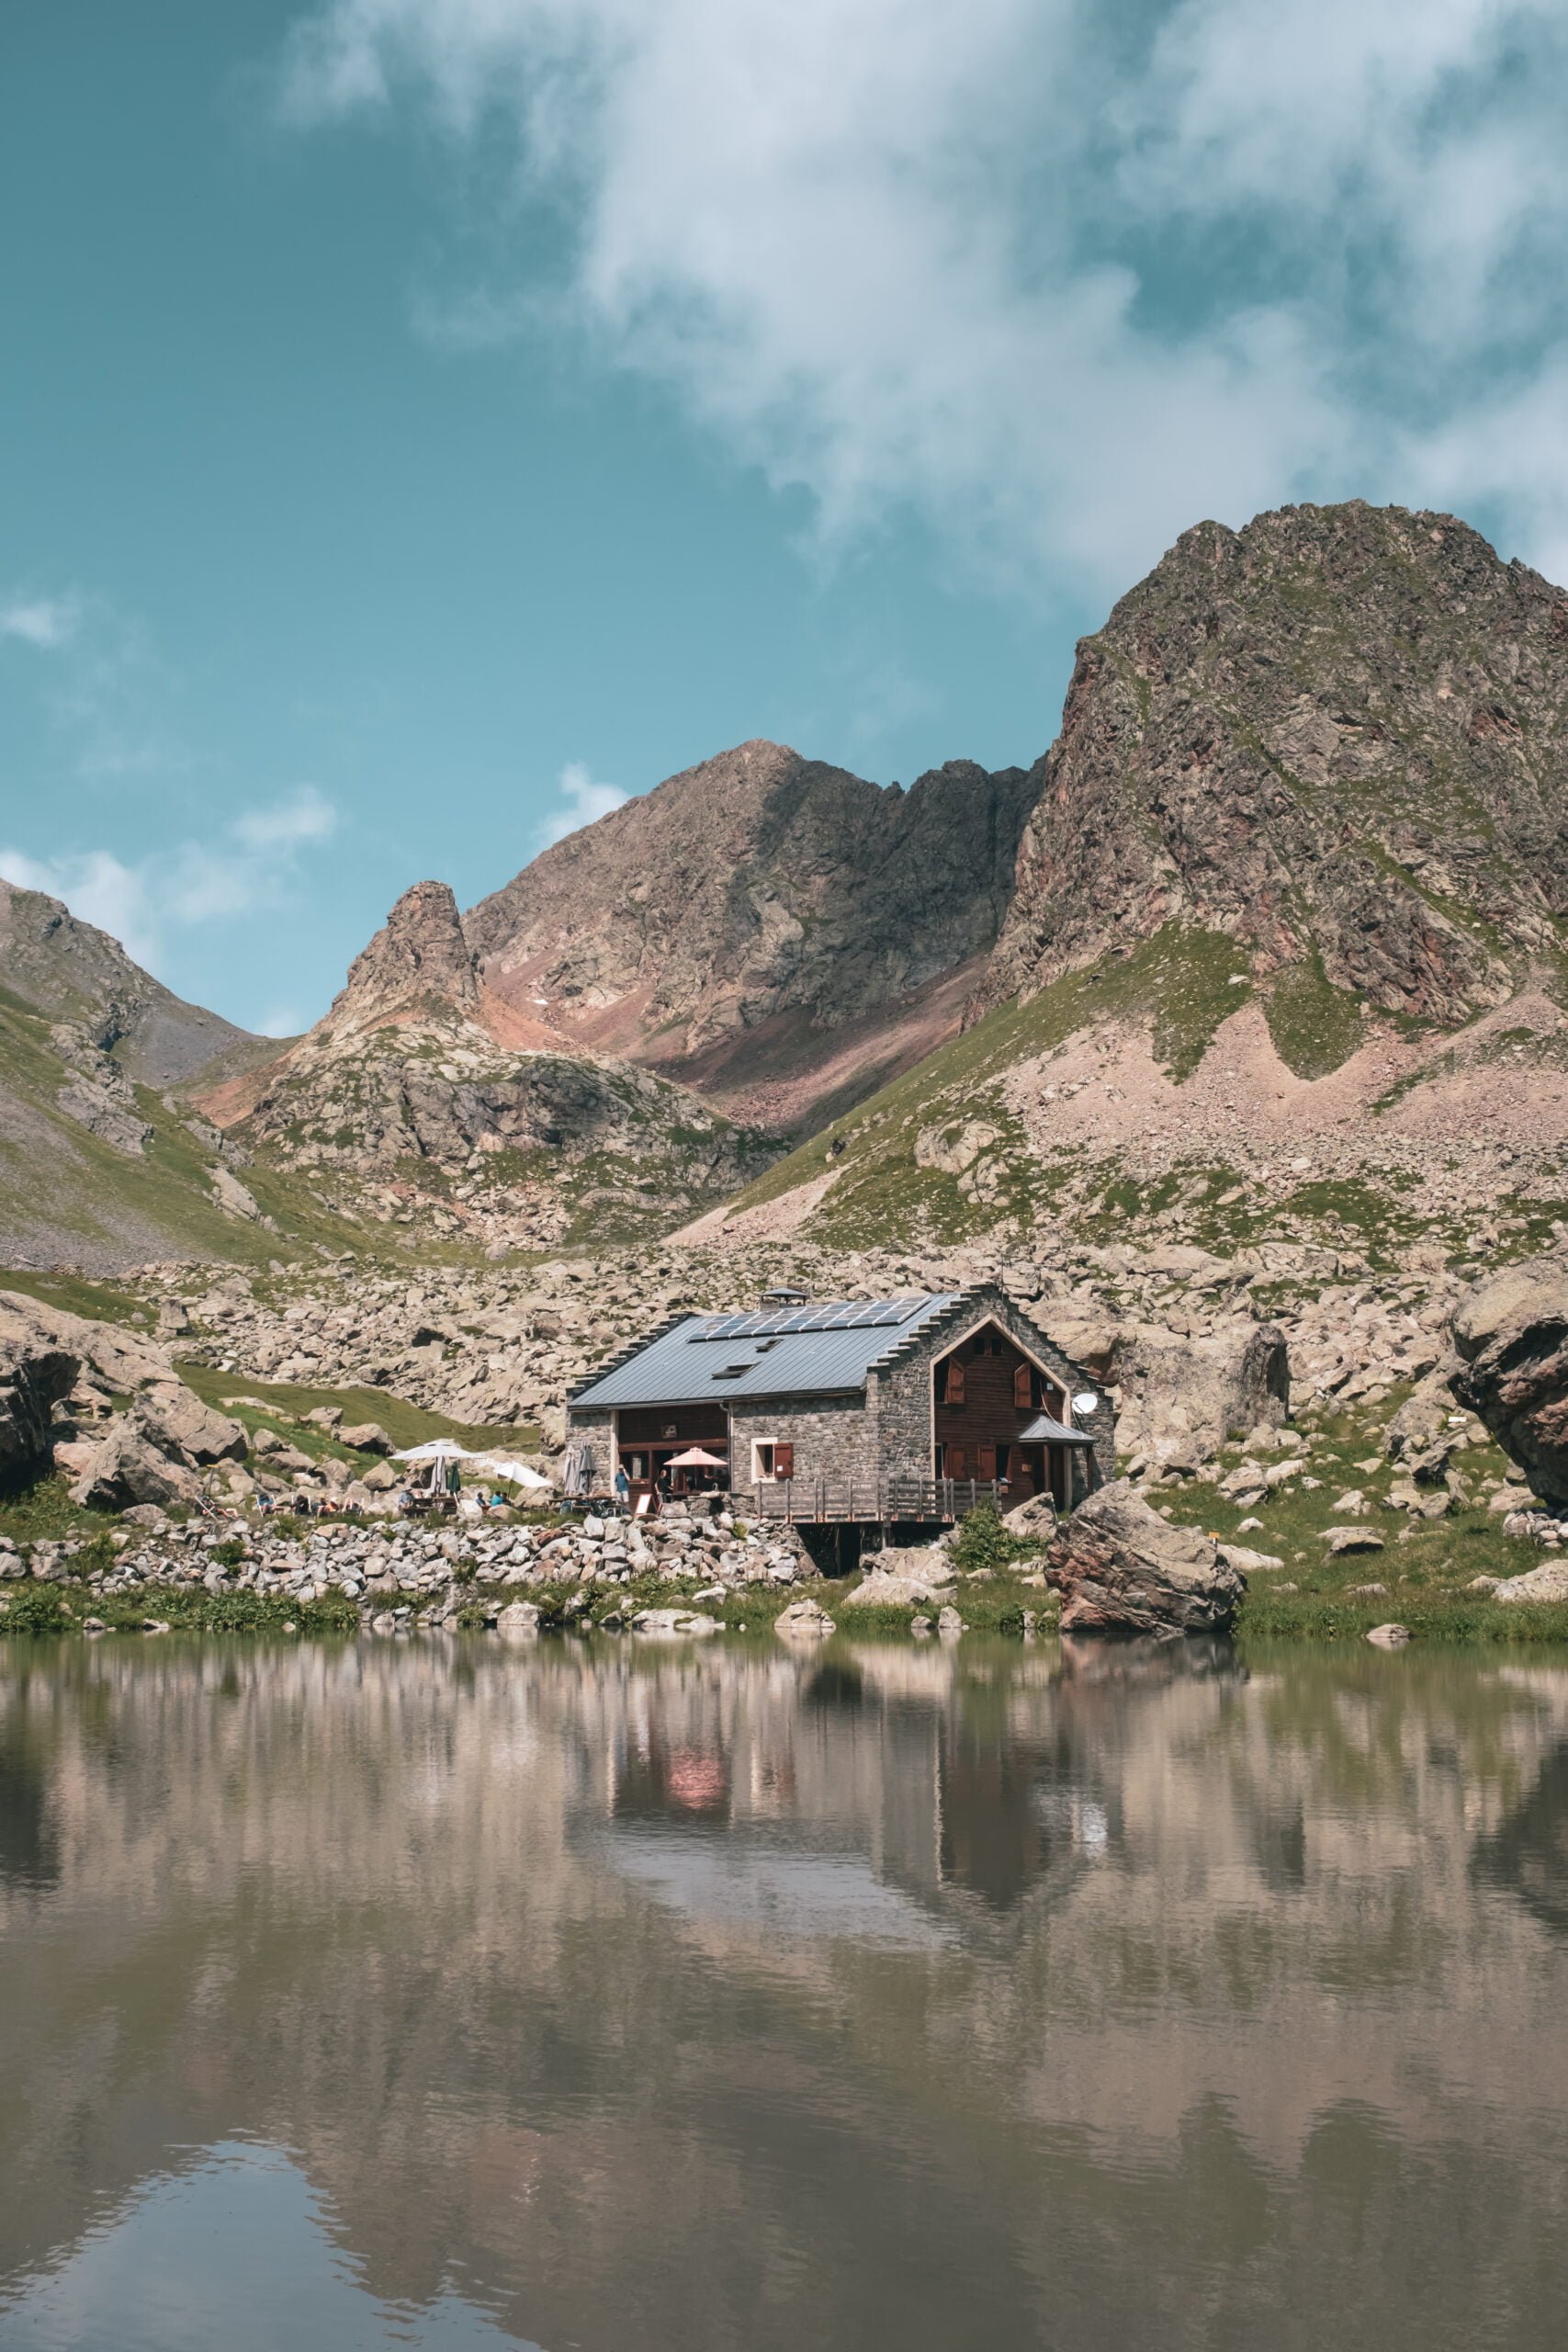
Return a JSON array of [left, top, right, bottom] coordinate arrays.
[[1013, 1363, 1032, 1410], [977, 1444, 996, 1480], [947, 1359, 965, 1407], [947, 1444, 966, 1478], [774, 1442, 795, 1480]]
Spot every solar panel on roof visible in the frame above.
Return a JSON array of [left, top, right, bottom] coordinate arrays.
[[694, 1295, 931, 1341]]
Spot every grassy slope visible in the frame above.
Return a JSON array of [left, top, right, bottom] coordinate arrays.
[[707, 921, 1568, 1261], [716, 926, 1255, 1244], [173, 1361, 538, 1453], [0, 986, 515, 1272]]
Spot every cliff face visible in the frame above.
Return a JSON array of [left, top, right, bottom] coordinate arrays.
[[465, 739, 1037, 1127], [984, 503, 1568, 1022], [331, 879, 480, 1034]]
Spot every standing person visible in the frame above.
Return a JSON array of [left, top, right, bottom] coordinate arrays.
[[615, 1464, 630, 1506]]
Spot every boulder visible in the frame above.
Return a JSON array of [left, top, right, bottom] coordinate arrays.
[[1450, 1258, 1568, 1503], [1003, 1492, 1058, 1542], [0, 1306, 80, 1487], [1217, 1543, 1284, 1572], [494, 1600, 542, 1638], [1492, 1562, 1568, 1605], [70, 1420, 201, 1510], [631, 1608, 720, 1638], [1045, 1480, 1246, 1635], [339, 1421, 392, 1453], [840, 1570, 956, 1610], [1366, 1623, 1413, 1648], [1383, 1368, 1460, 1461], [774, 1596, 836, 1639], [1109, 1318, 1290, 1469], [0, 1288, 174, 1396], [1325, 1526, 1384, 1555], [130, 1384, 248, 1465]]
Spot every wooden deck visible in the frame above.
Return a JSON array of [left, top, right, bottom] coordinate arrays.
[[746, 1476, 1004, 1526]]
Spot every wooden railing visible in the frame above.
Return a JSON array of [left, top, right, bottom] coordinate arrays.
[[746, 1476, 1002, 1525]]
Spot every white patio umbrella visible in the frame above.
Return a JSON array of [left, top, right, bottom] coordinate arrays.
[[390, 1440, 475, 1462], [665, 1447, 728, 1469], [471, 1455, 553, 1489]]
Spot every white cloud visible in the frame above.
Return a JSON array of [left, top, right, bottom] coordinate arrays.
[[255, 1004, 308, 1038], [0, 845, 161, 966], [231, 785, 339, 853], [0, 594, 83, 650], [0, 789, 344, 979], [535, 758, 628, 848], [279, 0, 1568, 592]]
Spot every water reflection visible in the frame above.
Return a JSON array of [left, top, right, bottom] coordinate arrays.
[[1, 1634, 1567, 2352]]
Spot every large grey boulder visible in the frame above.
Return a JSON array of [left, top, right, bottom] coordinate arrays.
[[0, 1288, 174, 1396], [0, 1305, 80, 1487], [842, 1543, 954, 1611], [1492, 1562, 1568, 1605], [1109, 1318, 1290, 1469], [774, 1596, 836, 1639], [1450, 1258, 1568, 1503], [1045, 1480, 1246, 1635], [130, 1385, 248, 1466], [71, 1420, 201, 1510]]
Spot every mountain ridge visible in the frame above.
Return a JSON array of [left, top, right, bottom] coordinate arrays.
[[9, 495, 1568, 1276]]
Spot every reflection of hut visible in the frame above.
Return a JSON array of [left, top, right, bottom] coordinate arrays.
[[567, 1284, 1114, 1530]]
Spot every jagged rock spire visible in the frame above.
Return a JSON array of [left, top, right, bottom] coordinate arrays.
[[332, 880, 479, 1033]]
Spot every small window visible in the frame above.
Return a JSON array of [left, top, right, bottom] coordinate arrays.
[[753, 1441, 795, 1482], [1013, 1364, 1032, 1410], [943, 1358, 966, 1407]]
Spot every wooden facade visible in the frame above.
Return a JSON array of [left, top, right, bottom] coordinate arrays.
[[933, 1320, 1070, 1506]]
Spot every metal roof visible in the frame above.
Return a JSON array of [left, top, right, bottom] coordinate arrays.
[[1017, 1413, 1095, 1446], [571, 1294, 963, 1409]]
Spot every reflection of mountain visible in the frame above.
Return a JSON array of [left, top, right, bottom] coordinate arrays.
[[3, 1641, 1568, 2352], [0, 1693, 59, 1893], [1472, 1738, 1568, 1939]]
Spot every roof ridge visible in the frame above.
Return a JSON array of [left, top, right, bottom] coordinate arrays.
[[568, 1306, 697, 1406]]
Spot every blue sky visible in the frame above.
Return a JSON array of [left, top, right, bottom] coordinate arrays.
[[4, 0, 1566, 1035]]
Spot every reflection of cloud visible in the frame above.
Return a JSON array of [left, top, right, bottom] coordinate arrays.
[[602, 1826, 951, 1951], [0, 2140, 535, 2352]]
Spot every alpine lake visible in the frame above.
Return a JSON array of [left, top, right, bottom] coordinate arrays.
[[3, 1627, 1568, 2352]]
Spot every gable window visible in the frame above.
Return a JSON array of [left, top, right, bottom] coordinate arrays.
[[939, 1357, 965, 1407], [1013, 1363, 1033, 1410]]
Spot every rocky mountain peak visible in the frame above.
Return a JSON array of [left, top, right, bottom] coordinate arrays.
[[982, 499, 1568, 1025], [332, 879, 480, 1036], [465, 738, 1038, 1130], [0, 874, 256, 1082]]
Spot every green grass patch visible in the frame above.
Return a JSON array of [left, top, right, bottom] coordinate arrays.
[[713, 923, 1252, 1249], [173, 1361, 539, 1454], [1263, 956, 1368, 1079], [0, 1472, 120, 1547], [0, 1583, 361, 1638]]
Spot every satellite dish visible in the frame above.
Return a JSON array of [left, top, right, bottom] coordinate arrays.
[[1072, 1392, 1099, 1416]]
